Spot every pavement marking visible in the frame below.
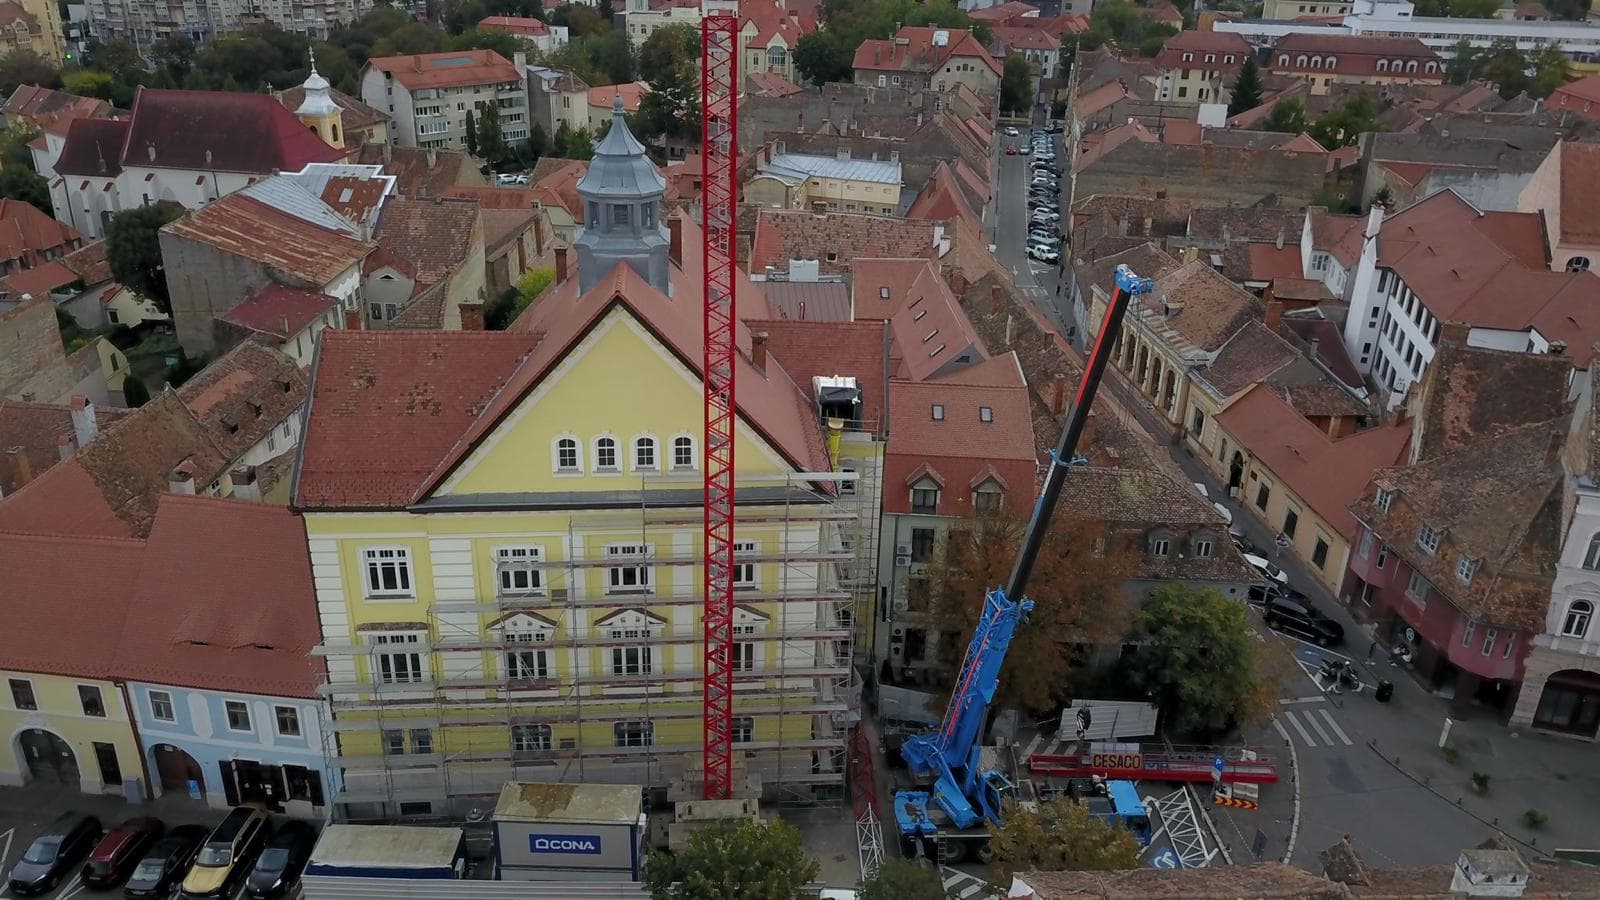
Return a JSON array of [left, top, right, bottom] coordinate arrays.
[[1301, 708, 1335, 745], [53, 873, 84, 900], [958, 883, 988, 898], [1278, 695, 1328, 705], [1282, 709, 1317, 746], [0, 826, 12, 871], [944, 873, 966, 889], [1021, 731, 1044, 759], [1318, 708, 1354, 746], [1043, 739, 1066, 755]]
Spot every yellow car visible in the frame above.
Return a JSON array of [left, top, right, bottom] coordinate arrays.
[[180, 807, 271, 899]]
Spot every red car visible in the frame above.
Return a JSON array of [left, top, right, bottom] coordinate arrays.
[[1005, 145, 1018, 155], [83, 817, 164, 889]]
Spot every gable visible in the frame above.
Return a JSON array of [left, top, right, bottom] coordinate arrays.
[[436, 306, 796, 499]]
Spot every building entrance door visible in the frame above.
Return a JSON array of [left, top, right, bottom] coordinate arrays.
[[18, 729, 76, 784]]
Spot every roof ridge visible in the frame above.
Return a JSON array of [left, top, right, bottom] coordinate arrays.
[[0, 528, 145, 546]]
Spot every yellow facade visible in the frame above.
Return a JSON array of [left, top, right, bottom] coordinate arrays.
[[0, 671, 143, 795], [309, 308, 853, 814]]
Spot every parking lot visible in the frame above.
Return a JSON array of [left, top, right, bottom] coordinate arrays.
[[0, 784, 304, 900]]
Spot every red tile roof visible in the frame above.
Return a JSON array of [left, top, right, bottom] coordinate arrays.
[[990, 25, 1060, 53], [163, 194, 375, 287], [369, 50, 521, 91], [906, 160, 984, 233], [373, 198, 481, 285], [0, 529, 145, 679], [0, 400, 128, 496], [118, 88, 345, 174], [1245, 243, 1305, 281], [530, 159, 588, 222], [294, 331, 543, 508], [1268, 34, 1441, 79], [54, 117, 129, 177], [1154, 30, 1251, 71], [1217, 384, 1411, 538], [742, 0, 816, 48], [969, 1, 1038, 21], [755, 319, 889, 429], [0, 198, 79, 263], [852, 258, 988, 381], [0, 458, 130, 537], [749, 209, 939, 276], [1557, 141, 1600, 245], [588, 81, 649, 113], [853, 26, 1002, 77], [0, 260, 78, 298], [115, 495, 323, 698], [479, 14, 550, 35], [442, 185, 540, 209], [220, 283, 339, 340], [747, 72, 806, 97], [1309, 208, 1363, 267], [1548, 73, 1600, 121], [884, 353, 1037, 516], [4, 84, 112, 135], [175, 341, 307, 461]]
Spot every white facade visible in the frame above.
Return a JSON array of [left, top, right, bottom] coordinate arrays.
[[82, 0, 373, 43], [361, 58, 531, 152], [47, 165, 256, 241]]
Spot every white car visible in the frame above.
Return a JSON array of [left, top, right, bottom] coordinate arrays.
[[1028, 245, 1060, 263], [1243, 553, 1289, 586], [1003, 126, 1020, 136], [1213, 502, 1234, 525], [496, 173, 529, 186]]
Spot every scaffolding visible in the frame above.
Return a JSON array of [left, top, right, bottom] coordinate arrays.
[[315, 467, 877, 820]]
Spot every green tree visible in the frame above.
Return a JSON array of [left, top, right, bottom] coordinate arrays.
[[558, 122, 593, 159], [1114, 584, 1277, 737], [0, 166, 50, 213], [598, 30, 636, 83], [1478, 37, 1530, 97], [928, 515, 1133, 713], [987, 797, 1141, 883], [637, 22, 698, 82], [1445, 38, 1481, 84], [528, 121, 549, 159], [0, 123, 37, 170], [1227, 55, 1265, 117], [860, 858, 949, 900], [1000, 52, 1033, 115], [1075, 2, 1177, 57], [106, 204, 184, 316], [62, 69, 119, 101], [1308, 91, 1380, 148], [641, 818, 818, 900], [445, 27, 524, 58], [372, 21, 447, 56], [548, 1, 609, 37], [793, 31, 854, 86], [0, 50, 60, 96], [1262, 96, 1307, 133], [476, 101, 507, 163], [464, 108, 478, 155], [1549, 0, 1592, 18], [86, 38, 146, 79], [120, 374, 151, 408], [1531, 42, 1570, 98], [483, 285, 521, 330], [150, 32, 196, 81]]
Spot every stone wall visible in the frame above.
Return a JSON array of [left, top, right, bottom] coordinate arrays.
[[1076, 143, 1329, 209], [159, 230, 273, 357], [0, 296, 73, 402]]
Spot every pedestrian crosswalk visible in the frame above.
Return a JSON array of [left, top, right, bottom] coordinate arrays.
[[1273, 707, 1354, 750], [942, 866, 1000, 899], [1022, 285, 1051, 298], [1018, 729, 1076, 761]]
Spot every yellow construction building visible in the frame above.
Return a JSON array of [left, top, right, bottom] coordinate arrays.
[[292, 107, 869, 819]]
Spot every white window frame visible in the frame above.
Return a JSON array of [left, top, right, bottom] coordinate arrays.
[[1416, 522, 1441, 555], [371, 632, 426, 685], [553, 435, 581, 474], [1151, 538, 1171, 558], [593, 436, 620, 473], [504, 629, 552, 681], [1406, 570, 1430, 603], [1193, 538, 1214, 558], [614, 720, 654, 747], [733, 540, 758, 590], [1376, 488, 1393, 513], [1562, 600, 1594, 638], [605, 611, 663, 676], [1359, 530, 1375, 559], [1461, 619, 1476, 647], [495, 546, 545, 597], [671, 435, 696, 470], [362, 546, 414, 598], [733, 715, 755, 744], [840, 465, 857, 496], [604, 543, 652, 595], [512, 723, 553, 752], [274, 705, 301, 737], [148, 689, 175, 722], [632, 434, 658, 472], [224, 700, 252, 733], [1481, 628, 1496, 656], [1457, 555, 1477, 585], [1584, 534, 1600, 570]]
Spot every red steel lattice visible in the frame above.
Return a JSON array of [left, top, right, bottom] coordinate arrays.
[[700, 12, 739, 802]]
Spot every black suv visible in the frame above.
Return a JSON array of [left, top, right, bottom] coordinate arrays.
[[1264, 595, 1345, 646]]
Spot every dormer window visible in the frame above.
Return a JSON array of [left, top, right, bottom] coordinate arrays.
[[1416, 522, 1441, 555], [879, 286, 890, 299], [1151, 535, 1171, 558], [979, 406, 993, 423], [1375, 488, 1393, 512], [911, 480, 940, 514], [932, 404, 945, 421]]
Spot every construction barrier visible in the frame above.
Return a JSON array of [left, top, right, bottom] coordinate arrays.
[[1213, 795, 1259, 810]]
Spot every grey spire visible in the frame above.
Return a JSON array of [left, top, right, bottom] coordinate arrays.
[[574, 93, 670, 295]]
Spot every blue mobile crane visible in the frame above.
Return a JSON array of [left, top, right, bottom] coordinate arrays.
[[893, 265, 1154, 864]]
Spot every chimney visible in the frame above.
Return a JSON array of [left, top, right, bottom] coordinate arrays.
[[344, 306, 361, 330], [752, 331, 769, 372], [555, 247, 570, 283], [230, 465, 261, 503], [1265, 299, 1283, 332], [1275, 226, 1286, 250], [1549, 339, 1567, 356], [426, 147, 438, 169], [278, 314, 290, 336], [382, 139, 393, 164], [459, 302, 485, 330], [168, 459, 196, 495], [668, 216, 683, 266], [990, 284, 1002, 313], [2, 446, 31, 493], [1051, 376, 1068, 415], [70, 395, 97, 448], [1309, 337, 1320, 360], [56, 434, 72, 461]]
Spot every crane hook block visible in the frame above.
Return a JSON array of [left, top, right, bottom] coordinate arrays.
[[1114, 264, 1154, 295]]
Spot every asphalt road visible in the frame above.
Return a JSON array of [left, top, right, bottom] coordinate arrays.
[[993, 130, 1072, 335]]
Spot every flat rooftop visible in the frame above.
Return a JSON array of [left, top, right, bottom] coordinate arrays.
[[492, 781, 644, 825], [310, 824, 463, 868], [764, 152, 903, 186]]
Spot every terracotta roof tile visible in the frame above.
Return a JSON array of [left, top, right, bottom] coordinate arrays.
[[60, 238, 109, 284], [54, 117, 129, 177], [1153, 30, 1251, 71], [905, 160, 983, 232], [354, 144, 481, 199], [274, 84, 387, 131], [1269, 34, 1440, 78], [747, 72, 805, 97], [749, 209, 938, 276], [0, 198, 78, 264], [480, 206, 538, 255], [1220, 385, 1411, 538], [0, 260, 79, 298], [0, 460, 130, 537], [1281, 314, 1363, 388], [1412, 339, 1573, 462], [115, 495, 323, 697], [368, 50, 521, 91], [0, 530, 146, 679], [4, 84, 112, 134], [164, 194, 375, 287], [1309, 208, 1364, 267], [442, 184, 539, 209], [0, 399, 128, 495], [373, 198, 481, 284], [72, 391, 230, 536], [1195, 318, 1298, 399], [530, 159, 588, 222], [479, 14, 550, 35], [120, 88, 345, 173], [220, 282, 339, 339], [587, 81, 649, 113], [853, 26, 1001, 77], [1136, 259, 1258, 354], [176, 341, 307, 461], [1556, 141, 1600, 244], [755, 318, 889, 429]]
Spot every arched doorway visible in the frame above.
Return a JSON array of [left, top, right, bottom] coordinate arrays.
[[15, 728, 77, 785], [152, 744, 205, 797], [1533, 669, 1600, 737], [1228, 452, 1245, 492]]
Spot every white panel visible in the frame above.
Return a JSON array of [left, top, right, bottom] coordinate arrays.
[[430, 539, 472, 553], [255, 700, 276, 748], [190, 692, 213, 740]]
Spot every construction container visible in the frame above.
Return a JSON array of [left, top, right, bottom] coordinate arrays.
[[491, 782, 647, 882]]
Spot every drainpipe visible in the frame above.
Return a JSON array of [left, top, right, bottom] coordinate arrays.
[[116, 681, 155, 802]]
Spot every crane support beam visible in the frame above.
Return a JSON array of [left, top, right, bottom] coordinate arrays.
[[700, 12, 739, 803]]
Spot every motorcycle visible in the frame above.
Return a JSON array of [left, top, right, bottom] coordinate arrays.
[[1319, 657, 1363, 694]]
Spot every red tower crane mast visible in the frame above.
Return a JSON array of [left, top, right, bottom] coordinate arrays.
[[699, 12, 739, 803]]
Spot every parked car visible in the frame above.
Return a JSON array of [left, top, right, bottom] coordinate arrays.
[[243, 821, 317, 899], [1032, 210, 1061, 223], [125, 825, 209, 899], [495, 173, 528, 186], [1247, 582, 1306, 607], [1264, 595, 1345, 646], [1242, 552, 1289, 586], [1003, 126, 1020, 136], [1028, 244, 1061, 263], [1020, 145, 1033, 155], [1005, 145, 1018, 155], [1212, 501, 1234, 525], [7, 813, 101, 896], [181, 807, 271, 899], [83, 817, 165, 889]]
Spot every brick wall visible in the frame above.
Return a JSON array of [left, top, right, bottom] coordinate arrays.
[[160, 230, 274, 357], [1076, 143, 1329, 209], [0, 296, 72, 402]]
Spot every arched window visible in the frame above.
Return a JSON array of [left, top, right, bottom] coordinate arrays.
[[594, 436, 618, 472], [1425, 60, 1437, 73], [1310, 55, 1322, 69], [1584, 533, 1600, 570], [1297, 54, 1308, 67], [554, 437, 580, 473], [1562, 600, 1594, 638], [1567, 256, 1591, 272], [1279, 54, 1290, 66], [671, 435, 695, 470], [331, 123, 340, 143], [633, 435, 657, 471], [1377, 59, 1389, 72], [1326, 55, 1337, 68]]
